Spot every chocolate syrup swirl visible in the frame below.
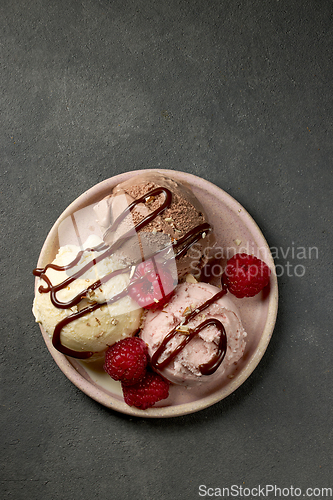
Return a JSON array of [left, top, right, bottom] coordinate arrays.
[[151, 288, 227, 375], [33, 186, 213, 359]]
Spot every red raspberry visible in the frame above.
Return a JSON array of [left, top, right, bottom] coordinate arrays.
[[122, 371, 170, 410], [223, 253, 271, 298], [128, 259, 175, 309], [103, 338, 149, 386]]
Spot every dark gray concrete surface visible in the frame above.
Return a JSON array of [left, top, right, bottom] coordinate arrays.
[[1, 0, 332, 499]]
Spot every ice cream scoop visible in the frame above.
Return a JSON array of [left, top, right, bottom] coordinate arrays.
[[140, 282, 247, 386], [33, 235, 142, 359], [93, 172, 215, 279]]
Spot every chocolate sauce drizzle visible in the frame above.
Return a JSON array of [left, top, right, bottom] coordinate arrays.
[[151, 288, 227, 375], [33, 186, 219, 361]]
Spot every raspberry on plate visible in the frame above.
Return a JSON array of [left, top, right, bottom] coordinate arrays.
[[122, 371, 170, 410], [223, 253, 271, 298], [128, 259, 175, 309], [103, 338, 149, 386]]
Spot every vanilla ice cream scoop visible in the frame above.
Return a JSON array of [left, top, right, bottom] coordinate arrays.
[[33, 235, 142, 359], [140, 282, 247, 386]]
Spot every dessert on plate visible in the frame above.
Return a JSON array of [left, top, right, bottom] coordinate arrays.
[[32, 235, 142, 359], [32, 171, 275, 414], [140, 282, 247, 387]]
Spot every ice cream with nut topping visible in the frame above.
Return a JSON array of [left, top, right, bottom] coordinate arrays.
[[140, 282, 247, 386], [93, 171, 215, 278], [32, 235, 142, 359]]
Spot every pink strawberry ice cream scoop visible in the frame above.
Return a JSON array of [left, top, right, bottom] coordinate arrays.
[[140, 282, 247, 386]]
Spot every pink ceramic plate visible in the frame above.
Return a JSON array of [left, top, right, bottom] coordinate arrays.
[[35, 169, 278, 418]]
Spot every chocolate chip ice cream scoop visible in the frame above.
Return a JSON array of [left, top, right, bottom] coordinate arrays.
[[93, 172, 216, 279]]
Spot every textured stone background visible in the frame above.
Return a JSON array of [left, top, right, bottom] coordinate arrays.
[[1, 1, 332, 499]]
